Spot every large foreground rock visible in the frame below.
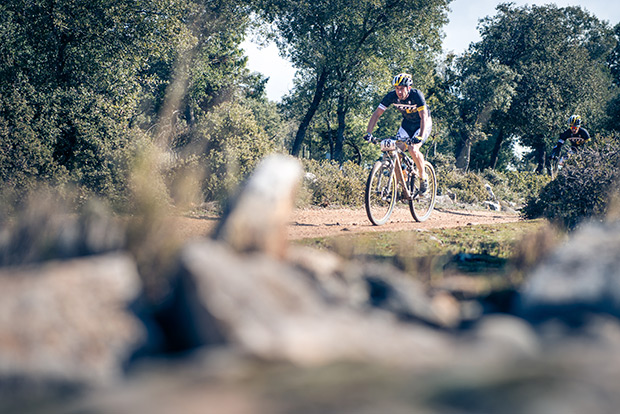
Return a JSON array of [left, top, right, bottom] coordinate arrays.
[[0, 253, 145, 388], [214, 154, 302, 258], [517, 221, 620, 324], [172, 239, 455, 368]]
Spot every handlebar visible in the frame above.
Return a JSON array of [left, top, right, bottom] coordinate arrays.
[[367, 136, 411, 152]]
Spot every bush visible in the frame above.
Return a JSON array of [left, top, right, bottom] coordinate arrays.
[[522, 137, 620, 229], [301, 159, 367, 207], [439, 169, 489, 204], [299, 152, 555, 210], [482, 169, 550, 205], [0, 86, 144, 207], [168, 101, 278, 205]]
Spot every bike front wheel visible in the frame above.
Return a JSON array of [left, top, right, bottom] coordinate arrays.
[[409, 161, 437, 222], [365, 160, 396, 225], [548, 157, 560, 179]]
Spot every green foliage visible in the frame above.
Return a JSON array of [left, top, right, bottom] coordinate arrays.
[[169, 101, 277, 203], [0, 0, 274, 210], [300, 159, 366, 207], [438, 4, 617, 171], [522, 137, 620, 229], [298, 151, 553, 209], [0, 0, 189, 203], [440, 170, 489, 204], [482, 169, 551, 204]]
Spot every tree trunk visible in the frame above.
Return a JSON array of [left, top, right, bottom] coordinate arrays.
[[344, 141, 362, 164], [489, 128, 505, 169], [535, 144, 547, 174], [334, 94, 347, 163], [455, 133, 471, 171], [290, 68, 329, 157]]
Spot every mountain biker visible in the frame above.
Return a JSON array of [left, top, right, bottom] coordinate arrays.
[[364, 73, 432, 194], [550, 114, 591, 161]]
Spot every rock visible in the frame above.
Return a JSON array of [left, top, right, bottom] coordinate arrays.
[[431, 291, 461, 328], [467, 314, 540, 358], [485, 182, 497, 201], [435, 194, 454, 205], [172, 239, 455, 368], [0, 253, 145, 388], [483, 200, 501, 211], [214, 154, 302, 258], [0, 199, 126, 267], [500, 200, 519, 214], [517, 221, 620, 324]]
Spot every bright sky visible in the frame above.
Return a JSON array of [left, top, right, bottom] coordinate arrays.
[[243, 1, 620, 101]]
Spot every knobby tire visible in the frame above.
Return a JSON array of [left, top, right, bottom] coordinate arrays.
[[409, 161, 437, 222], [365, 160, 396, 226]]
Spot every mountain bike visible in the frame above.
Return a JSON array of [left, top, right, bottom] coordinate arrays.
[[548, 137, 586, 179], [365, 137, 437, 225]]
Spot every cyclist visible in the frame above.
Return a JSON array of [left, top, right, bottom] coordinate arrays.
[[364, 73, 432, 194], [550, 114, 591, 161]]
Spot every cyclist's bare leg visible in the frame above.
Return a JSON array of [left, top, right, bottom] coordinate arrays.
[[408, 144, 427, 181]]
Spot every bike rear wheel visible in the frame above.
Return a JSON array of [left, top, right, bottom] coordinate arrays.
[[409, 161, 437, 222], [365, 160, 396, 225]]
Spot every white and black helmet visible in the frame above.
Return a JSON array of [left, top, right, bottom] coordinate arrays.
[[569, 114, 582, 128], [393, 73, 412, 87]]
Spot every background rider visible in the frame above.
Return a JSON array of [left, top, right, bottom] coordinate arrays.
[[551, 114, 591, 160]]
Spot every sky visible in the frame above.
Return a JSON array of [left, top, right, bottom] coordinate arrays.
[[242, 0, 620, 101]]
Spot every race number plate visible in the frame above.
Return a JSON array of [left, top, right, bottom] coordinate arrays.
[[380, 139, 396, 151]]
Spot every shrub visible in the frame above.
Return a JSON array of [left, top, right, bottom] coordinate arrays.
[[301, 159, 367, 207], [0, 81, 141, 207], [482, 169, 551, 205], [439, 169, 489, 204], [522, 137, 620, 229], [168, 101, 278, 205]]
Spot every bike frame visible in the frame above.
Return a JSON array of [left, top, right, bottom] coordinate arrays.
[[378, 138, 415, 200], [550, 137, 586, 176]]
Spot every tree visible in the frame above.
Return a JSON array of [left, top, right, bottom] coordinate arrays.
[[0, 0, 188, 198], [605, 23, 620, 131], [451, 56, 519, 170], [462, 4, 616, 172], [253, 0, 450, 161], [0, 0, 266, 205]]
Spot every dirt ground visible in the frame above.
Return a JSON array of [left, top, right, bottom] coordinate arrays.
[[174, 205, 522, 242]]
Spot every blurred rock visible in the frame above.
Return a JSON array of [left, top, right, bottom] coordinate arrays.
[[6, 157, 620, 414], [431, 291, 461, 328], [0, 198, 126, 267], [171, 239, 455, 368], [465, 314, 540, 359], [517, 221, 620, 325], [214, 154, 302, 258], [485, 182, 497, 201], [0, 253, 145, 388], [483, 200, 501, 211]]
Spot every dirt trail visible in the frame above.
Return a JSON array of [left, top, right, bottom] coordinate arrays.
[[175, 206, 521, 242]]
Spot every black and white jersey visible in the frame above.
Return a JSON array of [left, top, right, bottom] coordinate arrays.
[[378, 88, 429, 134], [558, 127, 591, 147]]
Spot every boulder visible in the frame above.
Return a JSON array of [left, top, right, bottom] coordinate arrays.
[[214, 154, 302, 258], [517, 221, 620, 325], [0, 253, 145, 388], [171, 239, 455, 368]]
